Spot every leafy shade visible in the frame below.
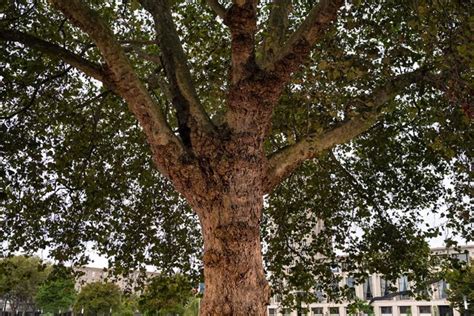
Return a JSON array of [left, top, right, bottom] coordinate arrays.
[[138, 274, 194, 316], [74, 282, 122, 315]]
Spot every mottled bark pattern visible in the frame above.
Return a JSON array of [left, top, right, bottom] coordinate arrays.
[[185, 88, 274, 316], [194, 180, 269, 315]]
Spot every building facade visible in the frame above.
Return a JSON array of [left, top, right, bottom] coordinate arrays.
[[75, 266, 158, 291], [267, 245, 473, 316]]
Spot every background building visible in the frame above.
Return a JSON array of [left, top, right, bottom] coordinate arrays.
[[75, 266, 158, 291], [267, 245, 474, 316]]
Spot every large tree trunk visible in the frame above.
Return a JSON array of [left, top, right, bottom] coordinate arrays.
[[197, 194, 270, 316], [190, 138, 271, 315]]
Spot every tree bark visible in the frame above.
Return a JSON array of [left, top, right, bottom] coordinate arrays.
[[196, 194, 269, 316], [186, 122, 271, 315]]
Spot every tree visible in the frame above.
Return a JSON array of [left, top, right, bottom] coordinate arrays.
[[0, 0, 472, 315], [445, 263, 474, 315], [35, 265, 77, 314], [118, 294, 140, 316], [0, 256, 50, 314], [138, 274, 194, 316], [74, 282, 122, 315]]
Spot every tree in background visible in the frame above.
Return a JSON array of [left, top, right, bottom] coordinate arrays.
[[0, 256, 50, 314], [118, 294, 140, 316], [139, 274, 193, 316], [35, 265, 77, 314], [74, 282, 122, 315], [1, 0, 472, 314], [445, 263, 474, 315]]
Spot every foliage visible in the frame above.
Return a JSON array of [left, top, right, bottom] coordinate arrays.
[[445, 262, 474, 314], [138, 274, 194, 316], [347, 298, 374, 316], [74, 282, 122, 315], [117, 294, 140, 316], [0, 256, 50, 313], [0, 0, 472, 309], [35, 265, 77, 314], [183, 297, 200, 316]]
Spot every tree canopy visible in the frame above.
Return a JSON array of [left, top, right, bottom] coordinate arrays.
[[0, 0, 472, 313], [74, 281, 122, 315], [0, 256, 50, 313], [35, 265, 77, 314]]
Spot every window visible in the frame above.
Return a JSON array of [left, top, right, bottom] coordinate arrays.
[[363, 277, 373, 300], [436, 280, 448, 299], [270, 295, 281, 304], [380, 307, 392, 315], [380, 278, 391, 297], [346, 276, 355, 288], [455, 253, 468, 262], [438, 305, 453, 316], [346, 276, 356, 298], [419, 306, 431, 314], [268, 308, 277, 316], [329, 307, 340, 316], [398, 276, 410, 299], [315, 282, 325, 302], [312, 307, 323, 316], [399, 306, 411, 315]]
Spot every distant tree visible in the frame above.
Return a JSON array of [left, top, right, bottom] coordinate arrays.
[[35, 265, 77, 314], [117, 294, 140, 316], [0, 256, 50, 314], [74, 282, 122, 315], [139, 274, 193, 316], [445, 263, 474, 315], [347, 298, 374, 316]]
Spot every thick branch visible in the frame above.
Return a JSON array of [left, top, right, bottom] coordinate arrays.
[[263, 69, 427, 193], [264, 0, 343, 75], [206, 0, 227, 19], [0, 29, 111, 88], [140, 0, 216, 148], [47, 0, 192, 182], [226, 0, 258, 84], [259, 0, 291, 65]]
